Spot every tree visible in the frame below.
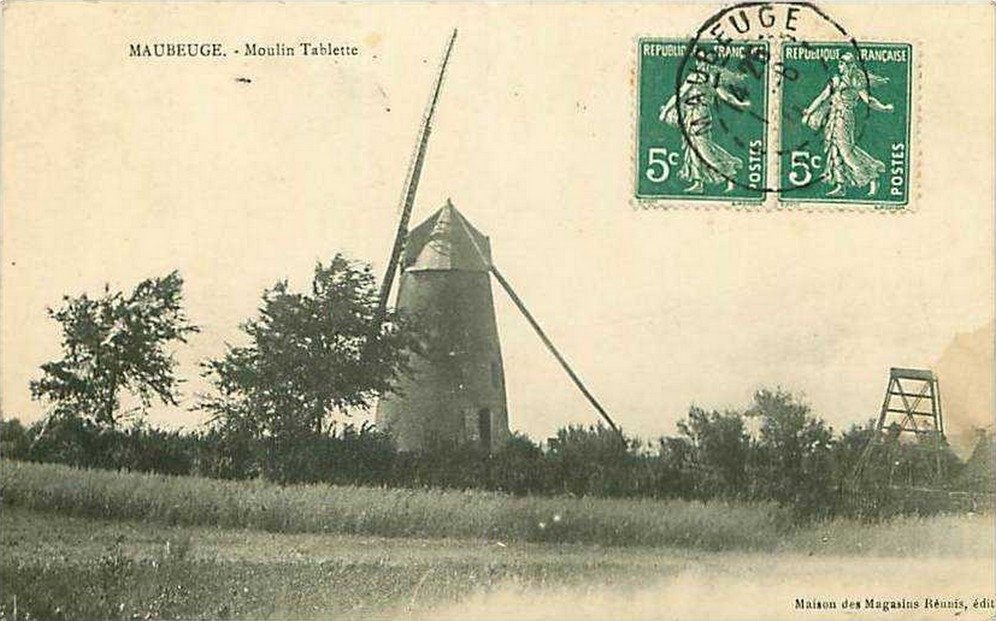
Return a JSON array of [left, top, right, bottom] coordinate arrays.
[[677, 406, 750, 498], [30, 272, 199, 428], [654, 435, 699, 499], [546, 423, 635, 497], [0, 418, 31, 460], [747, 389, 834, 516], [488, 432, 547, 495], [198, 254, 418, 481]]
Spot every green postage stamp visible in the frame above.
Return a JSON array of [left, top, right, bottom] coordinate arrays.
[[636, 40, 769, 203], [635, 38, 914, 209], [779, 42, 913, 206]]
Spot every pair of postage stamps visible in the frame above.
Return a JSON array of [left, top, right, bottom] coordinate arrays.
[[635, 7, 913, 209]]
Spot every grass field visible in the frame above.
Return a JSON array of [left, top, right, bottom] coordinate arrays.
[[2, 461, 994, 620], [3, 506, 695, 619], [1, 460, 794, 551]]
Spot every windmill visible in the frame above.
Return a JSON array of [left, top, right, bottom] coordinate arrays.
[[373, 30, 622, 453]]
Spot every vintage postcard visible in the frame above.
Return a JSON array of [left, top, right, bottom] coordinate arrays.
[[1, 2, 993, 620]]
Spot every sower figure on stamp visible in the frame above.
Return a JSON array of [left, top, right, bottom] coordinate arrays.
[[802, 52, 894, 197], [659, 61, 751, 194]]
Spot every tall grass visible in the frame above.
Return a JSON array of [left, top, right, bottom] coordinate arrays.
[[1, 460, 793, 551]]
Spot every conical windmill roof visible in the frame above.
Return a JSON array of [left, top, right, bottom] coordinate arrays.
[[404, 200, 492, 272]]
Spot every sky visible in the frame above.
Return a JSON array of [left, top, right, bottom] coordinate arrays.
[[2, 3, 993, 452]]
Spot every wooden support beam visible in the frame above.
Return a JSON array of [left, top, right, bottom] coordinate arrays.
[[449, 210, 624, 441], [488, 264, 624, 439]]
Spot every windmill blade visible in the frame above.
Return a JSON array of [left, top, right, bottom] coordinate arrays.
[[376, 29, 458, 321]]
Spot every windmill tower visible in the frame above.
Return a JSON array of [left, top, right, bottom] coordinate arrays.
[[376, 201, 510, 452]]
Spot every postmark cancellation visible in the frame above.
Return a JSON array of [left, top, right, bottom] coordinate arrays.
[[634, 3, 915, 210]]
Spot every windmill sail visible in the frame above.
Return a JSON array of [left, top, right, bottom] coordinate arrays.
[[376, 29, 458, 321]]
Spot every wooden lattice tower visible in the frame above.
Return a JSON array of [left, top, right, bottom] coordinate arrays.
[[852, 367, 946, 484], [876, 368, 944, 437]]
